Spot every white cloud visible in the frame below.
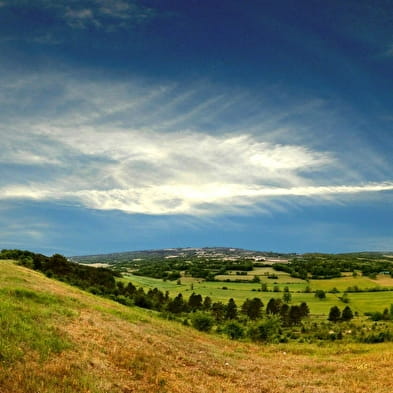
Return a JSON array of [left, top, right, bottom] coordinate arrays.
[[1, 181, 393, 216], [1, 71, 392, 216]]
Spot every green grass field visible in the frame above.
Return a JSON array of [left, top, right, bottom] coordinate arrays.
[[122, 272, 393, 316]]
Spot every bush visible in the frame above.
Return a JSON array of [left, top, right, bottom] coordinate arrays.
[[191, 312, 214, 332], [361, 331, 393, 343], [248, 316, 281, 342], [314, 290, 326, 299], [224, 322, 245, 340], [366, 311, 383, 321]]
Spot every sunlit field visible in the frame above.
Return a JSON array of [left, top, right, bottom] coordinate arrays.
[[122, 271, 393, 316], [1, 259, 393, 393]]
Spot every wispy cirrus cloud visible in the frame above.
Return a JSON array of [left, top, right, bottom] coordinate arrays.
[[1, 70, 392, 216], [0, 0, 156, 36], [63, 0, 155, 30], [2, 182, 393, 216]]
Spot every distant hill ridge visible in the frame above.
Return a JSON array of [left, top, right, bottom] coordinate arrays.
[[69, 247, 393, 265], [70, 246, 295, 264]]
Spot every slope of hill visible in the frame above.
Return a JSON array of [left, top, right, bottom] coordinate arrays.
[[1, 259, 393, 393]]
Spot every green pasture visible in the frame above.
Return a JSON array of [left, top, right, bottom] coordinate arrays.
[[122, 273, 393, 317]]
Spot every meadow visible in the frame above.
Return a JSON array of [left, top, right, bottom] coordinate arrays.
[[121, 268, 393, 316], [1, 259, 393, 393]]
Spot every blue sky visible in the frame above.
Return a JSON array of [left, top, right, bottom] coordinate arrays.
[[1, 0, 393, 255]]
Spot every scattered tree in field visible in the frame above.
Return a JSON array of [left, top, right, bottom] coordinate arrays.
[[241, 298, 263, 320], [288, 305, 302, 325], [280, 303, 290, 325], [211, 301, 226, 322], [167, 293, 186, 314], [338, 293, 350, 303], [124, 282, 136, 296], [202, 296, 212, 311], [382, 308, 390, 320], [282, 291, 292, 303], [225, 298, 238, 320], [188, 292, 203, 311], [299, 302, 310, 318], [328, 306, 341, 322], [341, 306, 354, 321], [315, 289, 326, 299], [266, 298, 282, 315]]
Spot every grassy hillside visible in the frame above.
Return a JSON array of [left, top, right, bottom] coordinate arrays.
[[1, 260, 393, 393]]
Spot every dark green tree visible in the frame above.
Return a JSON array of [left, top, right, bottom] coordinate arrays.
[[315, 289, 326, 299], [188, 292, 203, 311], [124, 282, 136, 296], [241, 298, 263, 320], [299, 302, 310, 318], [261, 283, 268, 292], [211, 301, 226, 322], [116, 281, 125, 295], [202, 296, 212, 311], [279, 303, 290, 326], [225, 298, 238, 320], [282, 291, 292, 303], [266, 298, 282, 315], [288, 305, 302, 325], [167, 293, 186, 314], [328, 306, 341, 322], [341, 306, 354, 321]]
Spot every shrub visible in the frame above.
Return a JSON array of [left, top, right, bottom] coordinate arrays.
[[248, 316, 281, 342], [191, 312, 214, 332], [314, 290, 326, 299], [224, 321, 245, 340]]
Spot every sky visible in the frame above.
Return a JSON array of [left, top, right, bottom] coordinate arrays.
[[1, 0, 393, 256]]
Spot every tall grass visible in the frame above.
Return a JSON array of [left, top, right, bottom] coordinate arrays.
[[0, 288, 73, 364]]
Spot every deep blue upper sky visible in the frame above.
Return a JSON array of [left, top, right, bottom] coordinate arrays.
[[0, 0, 392, 255]]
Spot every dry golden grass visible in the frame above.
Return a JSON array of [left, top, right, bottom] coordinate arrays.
[[1, 260, 393, 393], [371, 274, 393, 287]]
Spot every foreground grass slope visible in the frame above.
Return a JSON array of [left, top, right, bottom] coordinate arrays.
[[1, 260, 393, 393]]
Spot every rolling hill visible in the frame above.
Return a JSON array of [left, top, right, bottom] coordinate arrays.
[[1, 259, 393, 393]]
